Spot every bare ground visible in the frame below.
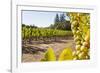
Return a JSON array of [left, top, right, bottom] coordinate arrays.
[[22, 38, 75, 62]]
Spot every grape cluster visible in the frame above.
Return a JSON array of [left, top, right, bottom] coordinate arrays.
[[69, 13, 90, 60]]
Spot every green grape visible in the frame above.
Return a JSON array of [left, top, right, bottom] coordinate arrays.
[[76, 45, 81, 51], [85, 30, 90, 42], [74, 36, 81, 42], [76, 50, 81, 55], [85, 55, 89, 59], [73, 56, 78, 60], [72, 51, 77, 57], [71, 24, 75, 29], [72, 30, 76, 35], [72, 21, 78, 26], [80, 46, 88, 52], [76, 30, 80, 35], [78, 52, 86, 59], [82, 42, 88, 47], [76, 41, 81, 45]]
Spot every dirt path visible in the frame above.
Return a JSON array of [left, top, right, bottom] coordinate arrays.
[[22, 38, 75, 62]]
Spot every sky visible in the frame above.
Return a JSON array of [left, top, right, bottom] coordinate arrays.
[[22, 10, 70, 27]]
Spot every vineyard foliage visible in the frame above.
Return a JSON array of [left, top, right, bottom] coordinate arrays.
[[22, 26, 73, 40]]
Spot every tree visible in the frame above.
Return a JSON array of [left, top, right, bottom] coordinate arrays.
[[59, 13, 71, 30], [54, 14, 60, 24], [50, 13, 71, 30], [60, 13, 66, 22], [65, 21, 71, 30]]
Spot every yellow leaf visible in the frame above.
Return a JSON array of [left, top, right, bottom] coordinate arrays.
[[58, 48, 73, 61], [44, 47, 56, 61]]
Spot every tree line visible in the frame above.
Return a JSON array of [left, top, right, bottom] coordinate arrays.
[[49, 13, 71, 30]]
